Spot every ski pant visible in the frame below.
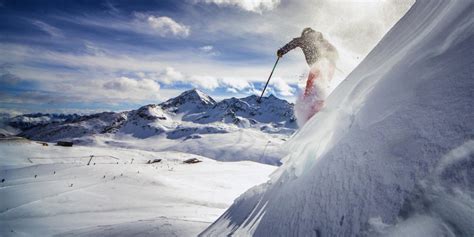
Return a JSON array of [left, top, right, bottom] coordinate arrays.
[[295, 59, 335, 127]]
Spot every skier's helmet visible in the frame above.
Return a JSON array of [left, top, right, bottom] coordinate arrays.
[[301, 27, 315, 36]]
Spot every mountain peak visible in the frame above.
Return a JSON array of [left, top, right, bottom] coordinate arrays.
[[160, 88, 216, 113], [175, 88, 216, 105], [182, 88, 213, 101]]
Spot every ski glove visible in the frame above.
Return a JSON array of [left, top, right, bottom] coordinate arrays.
[[277, 49, 284, 58]]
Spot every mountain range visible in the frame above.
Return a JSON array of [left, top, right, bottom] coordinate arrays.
[[2, 89, 296, 143]]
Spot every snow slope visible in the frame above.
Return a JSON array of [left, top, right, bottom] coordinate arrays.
[[0, 139, 275, 236], [201, 1, 474, 236], [83, 128, 287, 166]]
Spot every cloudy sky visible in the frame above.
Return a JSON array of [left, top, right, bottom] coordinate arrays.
[[0, 0, 414, 114]]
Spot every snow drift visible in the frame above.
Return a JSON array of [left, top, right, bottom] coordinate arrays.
[[201, 0, 474, 236]]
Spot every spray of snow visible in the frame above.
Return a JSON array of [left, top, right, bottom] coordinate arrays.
[[294, 58, 335, 127]]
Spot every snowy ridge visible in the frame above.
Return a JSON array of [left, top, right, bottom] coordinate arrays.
[[0, 113, 20, 137], [193, 95, 295, 131], [6, 113, 80, 131], [118, 104, 175, 138], [19, 112, 127, 142], [201, 0, 474, 236]]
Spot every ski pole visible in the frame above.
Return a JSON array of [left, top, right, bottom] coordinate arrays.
[[258, 57, 280, 103]]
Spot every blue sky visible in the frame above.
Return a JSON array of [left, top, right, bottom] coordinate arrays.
[[0, 0, 413, 114]]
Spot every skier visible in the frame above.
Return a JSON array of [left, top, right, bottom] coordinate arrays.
[[277, 27, 338, 126]]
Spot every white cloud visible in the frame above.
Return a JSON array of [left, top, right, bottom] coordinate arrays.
[[271, 77, 295, 97], [220, 77, 252, 91], [32, 20, 63, 38], [199, 45, 220, 56], [0, 43, 301, 102], [226, 87, 238, 93], [84, 42, 107, 56], [136, 68, 221, 91], [196, 0, 281, 13], [135, 14, 190, 38], [199, 45, 214, 53], [0, 108, 27, 116], [0, 72, 165, 107], [141, 68, 257, 93], [103, 76, 161, 99], [157, 67, 184, 84], [188, 75, 220, 90], [0, 43, 298, 89]]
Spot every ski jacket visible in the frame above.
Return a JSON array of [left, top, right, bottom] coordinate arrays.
[[278, 30, 338, 66]]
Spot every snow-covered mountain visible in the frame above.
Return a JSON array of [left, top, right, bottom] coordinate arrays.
[[6, 113, 80, 131], [18, 112, 127, 142], [201, 1, 474, 236], [0, 113, 80, 137], [192, 95, 295, 132], [2, 90, 295, 165], [160, 88, 216, 114], [13, 89, 295, 142]]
